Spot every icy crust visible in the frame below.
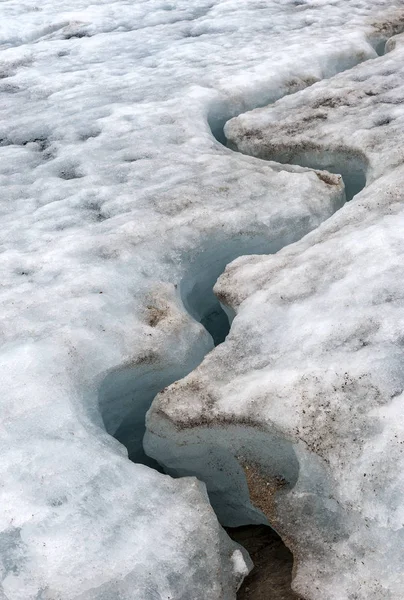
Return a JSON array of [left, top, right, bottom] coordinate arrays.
[[2, 0, 404, 598], [145, 44, 404, 600]]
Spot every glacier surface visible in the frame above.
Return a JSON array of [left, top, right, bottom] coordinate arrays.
[[2, 0, 404, 598]]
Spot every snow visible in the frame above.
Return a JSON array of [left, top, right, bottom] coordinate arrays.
[[145, 28, 404, 600], [1, 0, 404, 598]]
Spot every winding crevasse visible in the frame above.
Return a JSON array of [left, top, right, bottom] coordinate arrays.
[[2, 2, 404, 599], [143, 27, 404, 600]]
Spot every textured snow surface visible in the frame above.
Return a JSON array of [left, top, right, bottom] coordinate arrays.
[[2, 0, 404, 598]]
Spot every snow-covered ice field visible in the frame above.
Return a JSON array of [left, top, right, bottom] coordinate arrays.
[[1, 0, 404, 598]]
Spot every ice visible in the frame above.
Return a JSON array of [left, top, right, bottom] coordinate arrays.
[[2, 0, 404, 598], [145, 33, 404, 600]]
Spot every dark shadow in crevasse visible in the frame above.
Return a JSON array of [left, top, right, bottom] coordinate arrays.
[[374, 38, 387, 56], [227, 525, 301, 600], [201, 305, 230, 346]]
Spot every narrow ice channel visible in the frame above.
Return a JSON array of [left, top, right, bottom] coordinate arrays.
[[95, 38, 396, 596]]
